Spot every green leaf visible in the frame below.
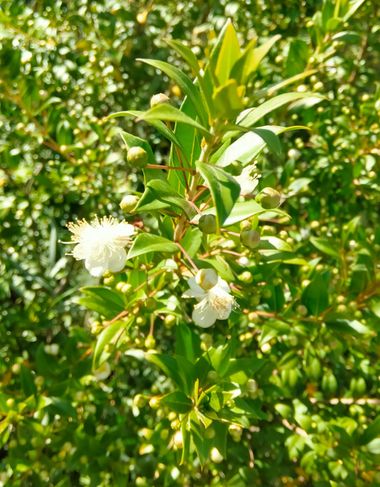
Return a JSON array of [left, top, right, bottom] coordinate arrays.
[[93, 321, 126, 370], [20, 365, 37, 397], [237, 92, 321, 127], [244, 35, 281, 78], [181, 227, 203, 258], [127, 234, 178, 260], [176, 324, 201, 363], [360, 417, 380, 445], [136, 179, 196, 218], [217, 125, 308, 167], [214, 21, 241, 85], [301, 272, 330, 315], [197, 199, 269, 227], [250, 127, 283, 157], [213, 79, 245, 118], [146, 353, 192, 394], [168, 96, 202, 193], [115, 116, 184, 154], [310, 237, 340, 259], [165, 39, 200, 75], [233, 397, 268, 420], [201, 256, 234, 281], [285, 39, 310, 76], [78, 286, 125, 319], [160, 391, 193, 414], [138, 59, 208, 125], [196, 161, 240, 227], [139, 104, 210, 136]]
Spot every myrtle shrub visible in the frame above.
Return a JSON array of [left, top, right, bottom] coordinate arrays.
[[0, 1, 379, 486]]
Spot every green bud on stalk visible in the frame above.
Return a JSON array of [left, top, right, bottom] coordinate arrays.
[[127, 146, 148, 168], [198, 214, 217, 234], [120, 194, 139, 212], [256, 187, 281, 209], [240, 229, 260, 249]]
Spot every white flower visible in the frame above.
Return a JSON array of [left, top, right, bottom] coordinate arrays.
[[67, 216, 135, 277], [235, 164, 260, 196], [183, 269, 235, 328]]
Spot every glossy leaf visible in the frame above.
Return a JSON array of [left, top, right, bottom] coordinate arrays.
[[127, 234, 179, 260], [196, 161, 241, 226]]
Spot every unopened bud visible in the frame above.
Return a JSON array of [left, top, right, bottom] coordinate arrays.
[[196, 269, 218, 290], [210, 447, 224, 463], [127, 146, 148, 168], [240, 229, 260, 249], [256, 187, 281, 209], [150, 93, 170, 108], [133, 394, 147, 408], [164, 314, 176, 328], [198, 214, 217, 234], [120, 194, 139, 212], [173, 431, 183, 449]]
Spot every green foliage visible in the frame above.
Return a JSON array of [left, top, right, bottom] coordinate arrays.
[[1, 0, 380, 486]]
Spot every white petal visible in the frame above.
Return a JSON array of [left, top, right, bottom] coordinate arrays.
[[85, 261, 107, 277], [72, 243, 86, 260], [112, 223, 135, 246], [217, 278, 230, 293], [192, 301, 218, 328], [216, 300, 233, 320], [107, 249, 127, 273], [182, 278, 207, 299]]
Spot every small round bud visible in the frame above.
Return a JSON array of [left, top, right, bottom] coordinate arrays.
[[256, 188, 281, 209], [127, 146, 148, 168], [6, 398, 15, 408], [196, 269, 218, 290], [240, 229, 260, 249], [121, 283, 132, 295], [238, 271, 253, 283], [210, 447, 224, 463], [150, 93, 170, 108], [246, 379, 258, 394], [198, 214, 217, 234], [144, 335, 156, 349], [164, 314, 176, 328], [120, 194, 139, 212], [149, 397, 160, 409], [173, 431, 183, 449], [133, 394, 147, 408], [11, 363, 21, 374], [288, 148, 301, 160]]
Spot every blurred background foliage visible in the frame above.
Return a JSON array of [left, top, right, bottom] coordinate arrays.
[[0, 0, 379, 485]]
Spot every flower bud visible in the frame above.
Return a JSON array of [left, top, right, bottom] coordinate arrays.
[[173, 431, 183, 449], [238, 271, 253, 283], [240, 229, 260, 249], [256, 187, 281, 209], [149, 397, 160, 409], [150, 93, 170, 108], [164, 314, 176, 328], [133, 394, 147, 408], [120, 194, 139, 212], [195, 269, 218, 290], [198, 214, 217, 234], [127, 146, 148, 168], [144, 335, 156, 350], [210, 447, 224, 463]]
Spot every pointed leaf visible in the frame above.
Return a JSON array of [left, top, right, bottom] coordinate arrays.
[[93, 321, 125, 369], [160, 391, 193, 414], [138, 59, 208, 125], [217, 125, 308, 167], [196, 161, 240, 226], [127, 234, 178, 260], [214, 21, 241, 84], [237, 92, 322, 127]]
